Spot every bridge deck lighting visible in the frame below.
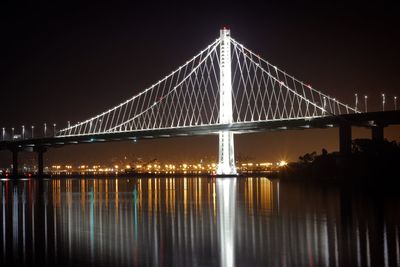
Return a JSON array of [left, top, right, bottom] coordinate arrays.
[[354, 93, 358, 111], [382, 93, 386, 111]]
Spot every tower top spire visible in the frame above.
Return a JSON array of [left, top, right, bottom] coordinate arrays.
[[220, 27, 230, 37]]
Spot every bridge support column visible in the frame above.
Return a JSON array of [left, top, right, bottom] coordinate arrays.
[[371, 125, 384, 142], [36, 147, 46, 177], [218, 131, 236, 175], [217, 28, 237, 175], [339, 123, 352, 155], [12, 149, 19, 178]]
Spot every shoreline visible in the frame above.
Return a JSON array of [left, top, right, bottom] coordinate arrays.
[[1, 171, 281, 179]]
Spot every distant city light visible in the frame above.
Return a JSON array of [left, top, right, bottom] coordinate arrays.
[[15, 159, 293, 176], [278, 160, 287, 167]]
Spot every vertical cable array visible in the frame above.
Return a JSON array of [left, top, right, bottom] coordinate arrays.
[[57, 39, 221, 137], [56, 33, 358, 138], [230, 38, 357, 123]]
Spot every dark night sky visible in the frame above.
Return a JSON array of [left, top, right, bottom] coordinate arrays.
[[0, 1, 399, 165]]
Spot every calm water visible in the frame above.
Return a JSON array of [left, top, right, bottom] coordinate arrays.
[[1, 177, 400, 267]]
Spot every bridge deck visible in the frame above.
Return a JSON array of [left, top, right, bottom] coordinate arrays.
[[1, 110, 399, 151]]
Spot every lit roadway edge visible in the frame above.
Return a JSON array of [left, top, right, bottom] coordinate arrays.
[[1, 110, 399, 151]]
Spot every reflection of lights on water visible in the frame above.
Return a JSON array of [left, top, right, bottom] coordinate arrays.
[[3, 177, 395, 266], [44, 190, 48, 262], [3, 184, 6, 257], [384, 224, 389, 267], [217, 178, 237, 267], [90, 187, 94, 261], [13, 186, 19, 254], [133, 186, 138, 240]]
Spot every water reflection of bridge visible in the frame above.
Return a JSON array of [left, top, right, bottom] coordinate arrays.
[[1, 177, 400, 266]]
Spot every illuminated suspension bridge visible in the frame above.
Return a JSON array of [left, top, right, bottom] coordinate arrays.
[[1, 29, 399, 177]]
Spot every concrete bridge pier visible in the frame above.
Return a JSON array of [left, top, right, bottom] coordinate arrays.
[[371, 124, 385, 142], [339, 123, 352, 155], [12, 148, 19, 177], [8, 146, 47, 178], [35, 147, 47, 177]]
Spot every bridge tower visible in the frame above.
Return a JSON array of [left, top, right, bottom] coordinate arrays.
[[217, 28, 237, 175]]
